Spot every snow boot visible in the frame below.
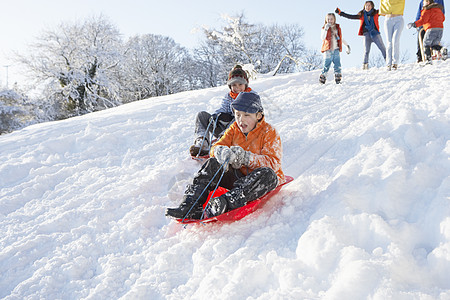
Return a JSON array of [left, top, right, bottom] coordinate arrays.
[[335, 73, 342, 84], [392, 64, 398, 70], [441, 47, 448, 61], [387, 65, 392, 71], [189, 136, 209, 157], [166, 202, 204, 219], [425, 47, 433, 65], [166, 158, 223, 219], [203, 196, 227, 218], [166, 184, 206, 219], [319, 74, 326, 84], [362, 63, 369, 70]]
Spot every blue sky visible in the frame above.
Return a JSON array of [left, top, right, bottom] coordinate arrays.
[[0, 0, 448, 87]]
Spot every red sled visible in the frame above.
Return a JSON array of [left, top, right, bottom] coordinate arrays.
[[176, 175, 294, 224]]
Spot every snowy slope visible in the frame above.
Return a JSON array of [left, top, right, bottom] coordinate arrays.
[[1, 62, 449, 299]]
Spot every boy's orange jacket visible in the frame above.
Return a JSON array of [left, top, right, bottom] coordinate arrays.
[[210, 117, 285, 185], [415, 4, 445, 31]]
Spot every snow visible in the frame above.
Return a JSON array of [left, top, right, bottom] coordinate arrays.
[[1, 61, 450, 299]]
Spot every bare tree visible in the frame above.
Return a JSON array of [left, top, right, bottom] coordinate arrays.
[[120, 34, 193, 101], [192, 39, 226, 87], [198, 12, 317, 76]]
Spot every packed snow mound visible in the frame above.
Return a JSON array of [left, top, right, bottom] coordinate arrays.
[[1, 62, 449, 299]]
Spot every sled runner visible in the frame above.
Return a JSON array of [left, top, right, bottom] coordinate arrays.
[[176, 175, 293, 224]]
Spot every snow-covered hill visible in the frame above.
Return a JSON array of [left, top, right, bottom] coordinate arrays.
[[1, 62, 449, 299]]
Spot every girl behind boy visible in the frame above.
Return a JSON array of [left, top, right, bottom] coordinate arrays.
[[336, 1, 386, 70], [189, 65, 256, 157], [320, 13, 351, 84]]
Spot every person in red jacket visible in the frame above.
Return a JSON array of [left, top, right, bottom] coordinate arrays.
[[319, 13, 351, 84], [166, 92, 285, 220], [336, 1, 387, 70], [408, 0, 446, 63]]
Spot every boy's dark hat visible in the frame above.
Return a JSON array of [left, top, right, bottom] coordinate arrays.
[[227, 65, 249, 87], [231, 92, 263, 114]]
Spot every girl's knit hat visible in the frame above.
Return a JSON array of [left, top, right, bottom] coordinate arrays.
[[227, 65, 249, 88]]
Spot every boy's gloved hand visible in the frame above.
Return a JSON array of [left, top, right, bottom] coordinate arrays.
[[214, 146, 236, 169], [335, 8, 341, 15], [346, 45, 351, 54], [230, 146, 251, 169], [407, 22, 416, 29]]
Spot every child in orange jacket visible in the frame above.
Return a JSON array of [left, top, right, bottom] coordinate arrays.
[[336, 1, 386, 70], [408, 0, 446, 63], [319, 13, 351, 84], [166, 92, 285, 220]]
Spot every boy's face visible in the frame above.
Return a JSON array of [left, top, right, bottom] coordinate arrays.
[[230, 83, 246, 94], [234, 110, 262, 134], [423, 0, 430, 5]]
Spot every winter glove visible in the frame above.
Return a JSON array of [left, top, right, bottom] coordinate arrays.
[[407, 22, 416, 29], [346, 45, 351, 55], [324, 23, 331, 30], [230, 146, 251, 169], [335, 8, 341, 15], [214, 146, 236, 170]]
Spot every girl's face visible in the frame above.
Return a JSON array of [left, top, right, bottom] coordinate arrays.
[[230, 83, 246, 94], [365, 2, 374, 11], [423, 0, 430, 5], [326, 15, 335, 25], [234, 110, 262, 133]]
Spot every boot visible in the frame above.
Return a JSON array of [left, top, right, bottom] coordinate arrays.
[[166, 203, 204, 219], [392, 64, 398, 70], [166, 158, 222, 219], [203, 196, 228, 218], [335, 73, 342, 84], [441, 47, 448, 61], [166, 184, 207, 219], [189, 136, 209, 156], [362, 63, 369, 70], [425, 47, 433, 65], [319, 74, 326, 84]]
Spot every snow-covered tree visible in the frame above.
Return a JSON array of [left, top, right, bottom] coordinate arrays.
[[120, 34, 195, 101], [17, 15, 123, 118], [0, 89, 38, 134], [199, 12, 317, 76], [192, 38, 229, 87]]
